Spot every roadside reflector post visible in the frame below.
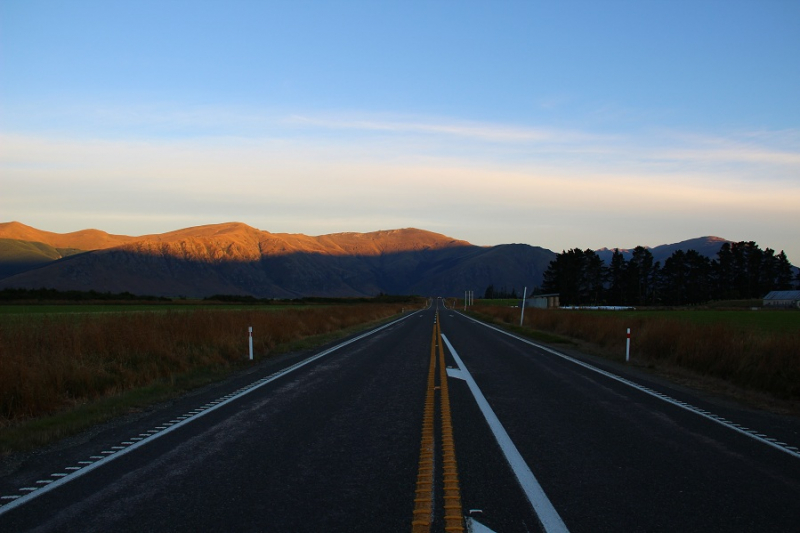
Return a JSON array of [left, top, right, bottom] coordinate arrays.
[[248, 326, 254, 361], [520, 286, 527, 326], [625, 328, 631, 362]]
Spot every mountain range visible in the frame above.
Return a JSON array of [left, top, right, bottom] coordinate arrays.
[[0, 221, 735, 298]]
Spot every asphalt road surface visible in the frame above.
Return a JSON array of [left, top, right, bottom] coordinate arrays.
[[1, 300, 799, 532]]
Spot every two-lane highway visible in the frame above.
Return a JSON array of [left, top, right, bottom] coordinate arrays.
[[1, 300, 799, 532]]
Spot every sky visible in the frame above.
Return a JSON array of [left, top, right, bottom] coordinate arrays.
[[1, 0, 799, 263]]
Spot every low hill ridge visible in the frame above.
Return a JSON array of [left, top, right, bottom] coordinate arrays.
[[595, 236, 732, 264], [0, 222, 514, 297], [0, 221, 137, 250], [1, 222, 762, 298], [0, 222, 471, 257]]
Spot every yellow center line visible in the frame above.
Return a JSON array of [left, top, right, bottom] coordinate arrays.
[[411, 312, 464, 532], [437, 315, 464, 532]]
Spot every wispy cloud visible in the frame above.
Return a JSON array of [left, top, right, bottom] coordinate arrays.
[[2, 111, 799, 262], [285, 113, 600, 144]]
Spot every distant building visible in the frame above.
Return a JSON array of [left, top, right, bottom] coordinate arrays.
[[524, 293, 560, 309], [763, 290, 800, 309]]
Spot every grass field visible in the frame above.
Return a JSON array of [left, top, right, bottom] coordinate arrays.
[[587, 308, 800, 334], [0, 302, 414, 452], [0, 303, 299, 316], [470, 305, 800, 402]]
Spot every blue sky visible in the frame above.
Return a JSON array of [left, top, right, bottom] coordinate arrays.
[[2, 1, 799, 263]]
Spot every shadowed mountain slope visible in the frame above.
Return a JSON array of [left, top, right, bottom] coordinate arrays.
[[0, 223, 553, 298], [0, 239, 84, 279], [1, 223, 758, 298], [595, 236, 731, 264]]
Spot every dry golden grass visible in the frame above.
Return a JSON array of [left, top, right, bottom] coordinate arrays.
[[475, 306, 800, 401], [0, 304, 403, 424]]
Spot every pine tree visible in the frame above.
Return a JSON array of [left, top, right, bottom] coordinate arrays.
[[484, 284, 495, 299], [607, 249, 626, 305], [775, 251, 794, 291]]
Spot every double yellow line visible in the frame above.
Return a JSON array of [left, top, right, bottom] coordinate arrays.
[[412, 312, 464, 532]]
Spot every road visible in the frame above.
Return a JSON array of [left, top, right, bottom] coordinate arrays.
[[1, 300, 799, 532]]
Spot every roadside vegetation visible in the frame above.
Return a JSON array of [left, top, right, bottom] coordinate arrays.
[[0, 296, 421, 452], [541, 241, 797, 306], [469, 305, 800, 404]]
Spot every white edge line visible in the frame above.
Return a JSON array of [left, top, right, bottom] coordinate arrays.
[[457, 312, 800, 461], [0, 312, 415, 516], [441, 334, 570, 533]]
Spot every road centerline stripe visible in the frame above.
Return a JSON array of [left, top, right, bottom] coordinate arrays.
[[437, 317, 464, 532], [411, 320, 438, 532], [412, 312, 465, 532]]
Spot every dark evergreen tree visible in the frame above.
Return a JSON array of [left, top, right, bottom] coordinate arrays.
[[625, 246, 658, 305], [542, 249, 584, 305], [774, 251, 794, 291], [659, 250, 688, 305], [484, 284, 495, 299], [606, 249, 626, 305], [684, 250, 712, 304], [660, 249, 712, 305], [712, 242, 735, 300], [541, 248, 606, 305], [544, 240, 794, 307], [584, 250, 606, 305], [758, 248, 778, 296]]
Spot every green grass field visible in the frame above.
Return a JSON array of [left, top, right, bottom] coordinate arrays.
[[584, 308, 800, 334], [0, 302, 316, 316]]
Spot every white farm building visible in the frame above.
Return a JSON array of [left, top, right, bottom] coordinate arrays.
[[763, 290, 800, 309], [524, 293, 560, 309]]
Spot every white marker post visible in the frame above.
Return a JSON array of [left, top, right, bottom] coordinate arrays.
[[464, 291, 467, 311], [625, 328, 631, 362], [520, 286, 527, 326], [248, 327, 254, 361]]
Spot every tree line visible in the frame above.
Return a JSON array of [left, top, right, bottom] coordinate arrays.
[[541, 241, 798, 306], [483, 285, 520, 299], [0, 288, 171, 302]]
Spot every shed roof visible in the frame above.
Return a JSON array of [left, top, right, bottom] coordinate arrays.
[[763, 290, 800, 300]]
